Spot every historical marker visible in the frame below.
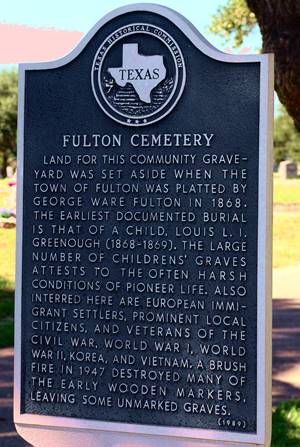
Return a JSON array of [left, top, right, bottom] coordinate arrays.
[[14, 4, 273, 447]]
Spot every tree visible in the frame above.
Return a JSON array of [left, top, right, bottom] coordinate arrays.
[[274, 106, 300, 164], [209, 0, 257, 48], [0, 70, 18, 178], [209, 0, 300, 131]]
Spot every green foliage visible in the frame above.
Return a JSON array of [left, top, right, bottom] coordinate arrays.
[[274, 106, 300, 163], [208, 0, 256, 47], [0, 69, 18, 177], [209, 1, 300, 159], [272, 400, 300, 446]]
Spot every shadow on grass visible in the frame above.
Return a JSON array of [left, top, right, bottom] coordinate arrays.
[[0, 276, 15, 348], [272, 400, 300, 446], [0, 319, 14, 348], [0, 280, 14, 318], [0, 276, 14, 295]]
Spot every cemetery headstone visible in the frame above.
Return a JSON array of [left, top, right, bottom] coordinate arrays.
[[14, 4, 273, 447], [279, 160, 298, 179]]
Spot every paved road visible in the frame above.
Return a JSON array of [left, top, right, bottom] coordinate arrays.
[[1, 298, 300, 446], [0, 348, 30, 447], [272, 299, 300, 404]]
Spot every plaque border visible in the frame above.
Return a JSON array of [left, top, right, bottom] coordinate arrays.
[[14, 4, 273, 446]]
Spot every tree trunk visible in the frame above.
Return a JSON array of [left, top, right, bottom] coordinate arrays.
[[247, 0, 300, 130], [1, 151, 8, 178]]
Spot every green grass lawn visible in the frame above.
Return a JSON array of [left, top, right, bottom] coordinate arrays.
[[0, 227, 15, 284], [0, 178, 16, 347], [0, 177, 15, 209], [273, 213, 300, 268], [273, 173, 300, 204], [0, 227, 15, 348]]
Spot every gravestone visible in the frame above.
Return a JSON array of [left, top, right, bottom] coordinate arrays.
[[279, 160, 298, 179], [14, 4, 273, 447]]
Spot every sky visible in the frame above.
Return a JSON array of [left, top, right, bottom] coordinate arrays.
[[0, 0, 275, 109], [1, 0, 227, 32], [0, 0, 262, 67], [0, 0, 229, 35]]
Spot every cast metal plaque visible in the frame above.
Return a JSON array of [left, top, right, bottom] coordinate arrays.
[[14, 4, 273, 447]]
